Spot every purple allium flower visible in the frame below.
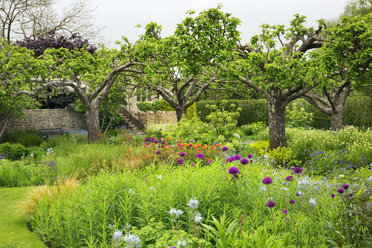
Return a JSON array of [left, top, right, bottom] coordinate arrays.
[[285, 218, 289, 222], [331, 194, 335, 198], [177, 158, 184, 165], [286, 176, 294, 181], [162, 141, 165, 145], [289, 199, 295, 205], [247, 154, 252, 158], [179, 152, 186, 157], [262, 177, 273, 185], [196, 153, 204, 159], [240, 158, 249, 165], [296, 192, 302, 197], [228, 157, 234, 162], [222, 146, 229, 151], [341, 184, 349, 190], [267, 201, 275, 208], [145, 138, 149, 142], [228, 166, 240, 175], [192, 163, 195, 167], [233, 154, 241, 161], [208, 159, 213, 164], [337, 188, 344, 194], [294, 167, 303, 174], [156, 150, 161, 154], [154, 140, 159, 143], [349, 193, 353, 198], [189, 139, 194, 143], [159, 156, 163, 160], [169, 246, 176, 248], [282, 209, 288, 215]]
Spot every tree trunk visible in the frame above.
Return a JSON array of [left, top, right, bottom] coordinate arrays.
[[86, 103, 101, 143], [267, 97, 287, 150], [330, 107, 344, 131], [175, 106, 186, 122]]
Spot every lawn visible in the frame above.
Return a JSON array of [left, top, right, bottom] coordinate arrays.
[[0, 187, 46, 248]]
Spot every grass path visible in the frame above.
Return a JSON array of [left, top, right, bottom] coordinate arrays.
[[0, 187, 46, 248]]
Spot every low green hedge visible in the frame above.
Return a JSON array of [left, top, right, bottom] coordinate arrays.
[[196, 96, 372, 128]]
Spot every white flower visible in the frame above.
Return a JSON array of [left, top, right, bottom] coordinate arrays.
[[149, 186, 155, 191], [260, 186, 267, 192], [233, 133, 240, 139], [169, 208, 184, 218], [30, 153, 34, 157], [309, 198, 317, 206], [194, 212, 203, 223], [187, 198, 199, 210], [157, 175, 162, 180], [123, 233, 141, 247], [128, 188, 135, 194], [280, 187, 288, 191], [177, 238, 187, 248], [113, 229, 123, 244]]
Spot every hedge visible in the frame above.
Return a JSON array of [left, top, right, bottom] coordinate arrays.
[[196, 96, 372, 128]]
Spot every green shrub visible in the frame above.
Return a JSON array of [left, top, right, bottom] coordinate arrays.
[[241, 122, 267, 136], [286, 103, 313, 127], [206, 102, 241, 141], [197, 96, 372, 128], [186, 102, 197, 119], [137, 99, 175, 113], [0, 142, 30, 160], [3, 129, 44, 147], [197, 99, 268, 126]]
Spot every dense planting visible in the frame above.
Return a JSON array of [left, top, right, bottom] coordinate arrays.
[[0, 125, 371, 247]]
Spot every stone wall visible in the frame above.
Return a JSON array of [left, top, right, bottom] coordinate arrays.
[[135, 111, 177, 127], [5, 109, 86, 132]]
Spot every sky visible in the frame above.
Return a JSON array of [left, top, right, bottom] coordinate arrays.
[[57, 0, 350, 46]]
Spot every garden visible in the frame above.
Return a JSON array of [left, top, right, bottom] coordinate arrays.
[[0, 1, 372, 247]]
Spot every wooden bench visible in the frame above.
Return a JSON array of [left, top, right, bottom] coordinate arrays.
[[40, 128, 64, 139]]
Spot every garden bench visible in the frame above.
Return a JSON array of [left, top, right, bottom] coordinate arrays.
[[40, 128, 64, 139]]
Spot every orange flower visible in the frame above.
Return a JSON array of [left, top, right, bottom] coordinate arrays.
[[127, 149, 132, 152], [146, 154, 151, 158], [216, 144, 222, 147], [148, 148, 152, 151], [203, 145, 209, 149], [98, 133, 102, 136], [125, 153, 129, 156], [132, 157, 137, 160], [211, 145, 215, 148], [139, 153, 143, 155], [165, 138, 170, 141], [177, 140, 182, 142]]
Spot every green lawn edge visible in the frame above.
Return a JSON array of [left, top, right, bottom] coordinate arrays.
[[0, 187, 46, 248]]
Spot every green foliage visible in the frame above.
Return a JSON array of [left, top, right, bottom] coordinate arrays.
[[3, 129, 44, 147], [162, 117, 213, 144], [286, 126, 372, 165], [137, 99, 175, 113], [0, 159, 57, 186], [249, 141, 294, 165], [286, 103, 313, 128], [186, 102, 197, 120], [197, 97, 372, 128], [0, 143, 30, 160], [206, 103, 242, 141], [198, 99, 268, 126], [241, 122, 267, 136], [28, 161, 372, 247]]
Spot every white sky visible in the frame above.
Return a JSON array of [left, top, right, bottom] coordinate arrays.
[[57, 0, 350, 46]]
